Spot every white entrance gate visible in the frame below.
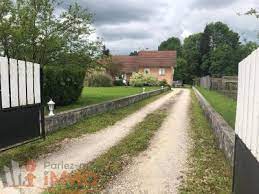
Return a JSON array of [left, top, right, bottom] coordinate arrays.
[[0, 57, 45, 150], [233, 48, 259, 193]]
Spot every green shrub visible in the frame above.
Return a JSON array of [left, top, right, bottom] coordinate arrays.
[[87, 73, 113, 87], [144, 75, 159, 86], [159, 79, 171, 88], [129, 72, 159, 87], [113, 79, 125, 86], [43, 65, 85, 106]]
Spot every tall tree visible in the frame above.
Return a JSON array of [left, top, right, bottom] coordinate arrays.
[[158, 36, 182, 57], [238, 41, 258, 59], [174, 58, 192, 83], [209, 44, 238, 76], [0, 0, 102, 69], [0, 0, 14, 58], [200, 22, 241, 76], [200, 25, 210, 57], [159, 21, 258, 83], [182, 33, 203, 77]]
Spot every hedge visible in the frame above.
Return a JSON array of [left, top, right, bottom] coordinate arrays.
[[87, 73, 113, 87], [43, 65, 85, 106]]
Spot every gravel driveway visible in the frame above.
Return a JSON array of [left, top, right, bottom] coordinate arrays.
[[104, 89, 191, 194], [0, 90, 180, 194]]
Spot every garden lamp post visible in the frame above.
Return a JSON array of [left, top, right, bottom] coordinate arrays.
[[47, 99, 55, 116], [142, 87, 146, 93]]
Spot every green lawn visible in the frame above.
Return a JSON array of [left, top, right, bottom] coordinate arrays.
[[179, 91, 232, 193], [55, 86, 160, 113], [196, 86, 237, 128]]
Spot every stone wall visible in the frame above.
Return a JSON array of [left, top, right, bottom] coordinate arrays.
[[45, 88, 168, 133], [193, 87, 235, 165]]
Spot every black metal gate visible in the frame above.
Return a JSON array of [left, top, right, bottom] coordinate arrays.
[[233, 136, 259, 194], [0, 57, 45, 151]]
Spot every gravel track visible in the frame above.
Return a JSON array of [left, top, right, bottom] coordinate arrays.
[[104, 89, 191, 194], [0, 90, 180, 194]]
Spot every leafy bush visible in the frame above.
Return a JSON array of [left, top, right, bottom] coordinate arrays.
[[113, 79, 125, 86], [43, 65, 85, 106], [159, 79, 171, 88], [129, 72, 159, 87], [159, 79, 168, 86], [87, 73, 113, 87]]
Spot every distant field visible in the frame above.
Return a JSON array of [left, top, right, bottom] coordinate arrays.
[[196, 86, 237, 128], [55, 86, 160, 113]]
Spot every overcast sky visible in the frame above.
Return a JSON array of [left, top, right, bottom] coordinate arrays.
[[64, 0, 258, 55]]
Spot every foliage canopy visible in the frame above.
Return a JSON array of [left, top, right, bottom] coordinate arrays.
[[159, 21, 258, 84], [0, 0, 102, 70]]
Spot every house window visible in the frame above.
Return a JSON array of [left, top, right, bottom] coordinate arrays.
[[159, 68, 165, 76], [144, 68, 150, 74]]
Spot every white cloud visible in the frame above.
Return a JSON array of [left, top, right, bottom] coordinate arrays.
[[181, 30, 192, 40], [66, 0, 259, 54]]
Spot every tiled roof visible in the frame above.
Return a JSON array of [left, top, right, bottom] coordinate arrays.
[[112, 51, 177, 73], [112, 56, 139, 73]]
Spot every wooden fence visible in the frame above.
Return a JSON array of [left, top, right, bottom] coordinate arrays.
[[233, 48, 259, 193], [195, 75, 238, 99]]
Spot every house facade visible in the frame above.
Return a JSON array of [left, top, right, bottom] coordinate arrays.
[[112, 51, 176, 85]]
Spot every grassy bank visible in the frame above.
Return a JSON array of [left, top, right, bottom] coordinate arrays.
[[196, 86, 236, 128], [56, 86, 160, 113], [44, 102, 171, 194], [0, 91, 167, 170], [179, 91, 232, 193]]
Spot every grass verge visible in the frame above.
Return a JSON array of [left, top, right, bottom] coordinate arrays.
[[44, 101, 172, 194], [55, 86, 160, 113], [178, 91, 232, 194], [0, 92, 168, 170], [196, 86, 236, 128]]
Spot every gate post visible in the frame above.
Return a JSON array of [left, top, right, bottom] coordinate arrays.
[[40, 67, 46, 140]]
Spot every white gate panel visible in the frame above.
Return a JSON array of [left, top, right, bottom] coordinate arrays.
[[10, 59, 19, 107], [255, 49, 259, 160], [250, 50, 259, 156], [235, 48, 259, 161], [34, 63, 41, 104], [242, 58, 250, 142], [18, 60, 27, 106], [26, 62, 34, 104], [246, 54, 255, 147], [0, 57, 10, 109], [0, 58, 42, 110], [235, 60, 242, 137]]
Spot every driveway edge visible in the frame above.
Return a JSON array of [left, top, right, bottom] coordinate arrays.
[[193, 87, 235, 165]]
